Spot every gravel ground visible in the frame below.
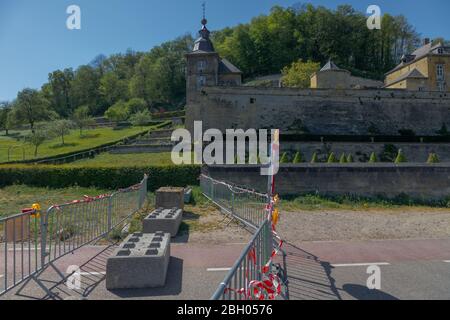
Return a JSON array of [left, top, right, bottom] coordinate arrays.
[[177, 206, 252, 245], [277, 209, 450, 242]]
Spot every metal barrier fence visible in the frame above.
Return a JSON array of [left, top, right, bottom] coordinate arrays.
[[0, 175, 148, 296], [200, 174, 268, 229], [201, 174, 288, 300], [211, 220, 274, 300]]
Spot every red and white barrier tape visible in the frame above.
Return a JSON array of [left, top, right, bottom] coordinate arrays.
[[224, 195, 284, 300]]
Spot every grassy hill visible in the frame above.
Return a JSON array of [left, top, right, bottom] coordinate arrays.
[[0, 125, 161, 163]]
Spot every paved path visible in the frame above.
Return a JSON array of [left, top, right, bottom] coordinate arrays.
[[2, 238, 450, 300], [1, 243, 245, 300], [283, 238, 450, 300]]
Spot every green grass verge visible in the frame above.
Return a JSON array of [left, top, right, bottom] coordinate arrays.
[[0, 125, 163, 163], [281, 193, 450, 211], [67, 152, 187, 167], [0, 185, 110, 218]]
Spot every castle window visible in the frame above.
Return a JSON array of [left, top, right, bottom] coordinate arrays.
[[197, 75, 206, 89], [437, 81, 445, 92], [437, 64, 445, 80], [250, 98, 256, 104], [198, 60, 207, 73]]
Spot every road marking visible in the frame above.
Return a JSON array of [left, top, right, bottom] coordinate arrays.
[[207, 268, 232, 272], [443, 260, 450, 263], [0, 274, 4, 278], [332, 262, 390, 267], [66, 272, 106, 276]]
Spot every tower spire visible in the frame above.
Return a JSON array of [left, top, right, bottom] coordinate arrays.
[[201, 2, 207, 27]]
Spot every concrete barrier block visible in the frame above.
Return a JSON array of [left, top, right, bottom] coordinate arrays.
[[106, 232, 170, 290], [142, 208, 183, 237], [155, 187, 185, 210]]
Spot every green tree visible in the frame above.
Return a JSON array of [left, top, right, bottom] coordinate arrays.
[[369, 152, 378, 163], [395, 149, 407, 164], [281, 59, 320, 88], [126, 98, 147, 114], [129, 110, 152, 128], [292, 151, 303, 163], [427, 153, 440, 164], [311, 152, 318, 163], [327, 152, 338, 163], [346, 154, 354, 163], [105, 100, 129, 122], [25, 127, 50, 157], [72, 105, 94, 136], [339, 153, 347, 163], [13, 88, 53, 131], [71, 65, 103, 115], [0, 102, 13, 135], [48, 69, 74, 117], [280, 152, 290, 164], [50, 119, 74, 145], [99, 72, 129, 106]]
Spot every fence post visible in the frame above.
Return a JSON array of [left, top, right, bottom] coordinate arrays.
[[40, 209, 49, 269], [231, 191, 235, 216], [107, 196, 113, 232]]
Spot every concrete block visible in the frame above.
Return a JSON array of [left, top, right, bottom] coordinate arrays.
[[106, 232, 170, 290], [155, 187, 185, 210], [143, 208, 183, 237]]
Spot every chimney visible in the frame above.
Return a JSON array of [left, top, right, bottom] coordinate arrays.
[[424, 38, 430, 45]]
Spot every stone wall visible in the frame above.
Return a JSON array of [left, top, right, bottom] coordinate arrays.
[[186, 86, 450, 136], [203, 164, 450, 200], [281, 142, 450, 163]]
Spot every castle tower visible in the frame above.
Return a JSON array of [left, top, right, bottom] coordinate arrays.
[[185, 17, 220, 103]]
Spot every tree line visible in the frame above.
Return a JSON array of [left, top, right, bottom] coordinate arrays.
[[1, 3, 441, 133]]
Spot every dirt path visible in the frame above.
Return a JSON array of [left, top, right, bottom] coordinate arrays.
[[277, 209, 450, 242]]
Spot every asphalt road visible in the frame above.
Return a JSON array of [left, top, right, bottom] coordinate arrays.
[[1, 239, 450, 300]]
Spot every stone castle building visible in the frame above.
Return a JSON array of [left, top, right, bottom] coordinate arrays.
[[185, 18, 450, 163], [186, 18, 242, 104], [310, 60, 383, 89]]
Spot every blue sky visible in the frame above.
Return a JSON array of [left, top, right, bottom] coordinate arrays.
[[0, 0, 449, 101]]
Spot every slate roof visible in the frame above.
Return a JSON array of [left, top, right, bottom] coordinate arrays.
[[384, 68, 427, 87], [320, 60, 341, 71], [386, 42, 448, 75], [219, 58, 242, 74]]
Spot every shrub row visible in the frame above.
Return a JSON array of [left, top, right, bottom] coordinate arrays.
[[0, 165, 201, 191]]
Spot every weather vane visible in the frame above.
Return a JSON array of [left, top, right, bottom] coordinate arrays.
[[201, 1, 207, 26], [202, 2, 206, 20]]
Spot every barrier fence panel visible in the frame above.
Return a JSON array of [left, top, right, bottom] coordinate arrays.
[[200, 174, 268, 229], [0, 175, 148, 296], [0, 211, 44, 295], [211, 220, 274, 300]]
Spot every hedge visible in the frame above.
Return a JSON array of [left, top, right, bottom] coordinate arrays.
[[0, 165, 201, 191]]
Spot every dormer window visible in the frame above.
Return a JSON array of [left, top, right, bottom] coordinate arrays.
[[438, 47, 444, 54], [198, 60, 207, 73]]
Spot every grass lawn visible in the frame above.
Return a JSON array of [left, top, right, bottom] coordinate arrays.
[[0, 125, 158, 163], [0, 185, 111, 218], [280, 194, 450, 211], [64, 152, 195, 167]]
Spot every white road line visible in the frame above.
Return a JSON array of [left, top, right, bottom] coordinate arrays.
[[443, 260, 450, 263], [0, 274, 4, 278], [332, 262, 390, 267], [66, 272, 106, 276], [207, 268, 232, 272]]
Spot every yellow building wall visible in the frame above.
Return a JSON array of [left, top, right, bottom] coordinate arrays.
[[385, 55, 450, 92], [385, 57, 429, 85], [428, 55, 450, 91]]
